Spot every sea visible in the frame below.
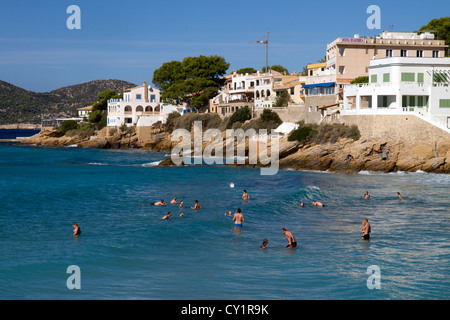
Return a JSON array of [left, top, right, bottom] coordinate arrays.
[[0, 129, 449, 300]]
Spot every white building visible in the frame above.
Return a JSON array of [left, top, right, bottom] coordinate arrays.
[[77, 105, 92, 118], [107, 81, 195, 127], [343, 57, 450, 131]]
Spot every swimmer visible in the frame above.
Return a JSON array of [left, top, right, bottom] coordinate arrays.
[[312, 201, 324, 207], [179, 200, 184, 208], [363, 191, 372, 199], [260, 239, 268, 249], [225, 210, 232, 216], [191, 200, 201, 210], [154, 200, 166, 206], [281, 228, 297, 248], [397, 192, 403, 200], [180, 213, 184, 217], [161, 212, 172, 220], [170, 197, 177, 204], [72, 223, 81, 236], [233, 208, 244, 227], [242, 190, 250, 200], [300, 202, 305, 207], [360, 218, 371, 240]]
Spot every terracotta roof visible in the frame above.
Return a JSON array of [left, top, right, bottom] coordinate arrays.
[[77, 105, 93, 111]]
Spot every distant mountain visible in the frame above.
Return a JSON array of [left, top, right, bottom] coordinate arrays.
[[0, 79, 137, 124]]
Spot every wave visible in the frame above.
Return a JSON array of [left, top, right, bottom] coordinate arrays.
[[141, 161, 162, 167]]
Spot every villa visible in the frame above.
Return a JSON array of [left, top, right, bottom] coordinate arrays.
[[107, 81, 194, 128], [342, 57, 450, 131], [211, 70, 304, 118]]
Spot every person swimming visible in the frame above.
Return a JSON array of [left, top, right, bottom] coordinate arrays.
[[282, 228, 297, 248], [161, 212, 171, 220], [363, 191, 372, 199], [360, 218, 371, 240], [154, 200, 166, 206], [312, 201, 324, 207], [170, 197, 177, 204], [191, 200, 201, 210], [242, 190, 250, 200], [260, 239, 268, 249], [233, 208, 244, 227], [72, 223, 81, 236]]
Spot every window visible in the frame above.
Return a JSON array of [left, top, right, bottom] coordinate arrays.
[[401, 73, 415, 82], [339, 48, 345, 56], [439, 99, 450, 108], [339, 66, 345, 74], [386, 49, 393, 57], [416, 50, 423, 57], [417, 73, 424, 84], [433, 51, 439, 58], [401, 50, 407, 57], [371, 75, 377, 83], [383, 73, 390, 82], [136, 94, 142, 100], [150, 95, 155, 102]]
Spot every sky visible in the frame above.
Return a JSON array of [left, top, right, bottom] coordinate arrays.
[[0, 0, 447, 92]]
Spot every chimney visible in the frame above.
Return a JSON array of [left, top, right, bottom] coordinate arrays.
[[144, 81, 149, 102]]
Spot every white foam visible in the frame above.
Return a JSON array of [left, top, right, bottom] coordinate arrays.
[[141, 161, 162, 167]]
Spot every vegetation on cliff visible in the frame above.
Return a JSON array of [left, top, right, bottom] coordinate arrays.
[[0, 79, 136, 124]]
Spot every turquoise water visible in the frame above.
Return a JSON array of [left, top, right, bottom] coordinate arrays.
[[0, 141, 449, 300]]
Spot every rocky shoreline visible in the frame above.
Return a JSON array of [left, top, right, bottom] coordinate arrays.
[[19, 127, 450, 174]]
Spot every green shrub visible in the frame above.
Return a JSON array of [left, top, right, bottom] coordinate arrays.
[[165, 112, 181, 132], [59, 120, 79, 133], [288, 125, 313, 142], [288, 122, 360, 144], [172, 112, 225, 132], [226, 107, 251, 129]]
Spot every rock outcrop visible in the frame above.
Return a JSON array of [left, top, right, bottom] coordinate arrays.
[[21, 124, 450, 174]]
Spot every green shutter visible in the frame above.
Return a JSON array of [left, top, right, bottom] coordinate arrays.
[[401, 73, 415, 82], [371, 75, 377, 83], [417, 73, 424, 83], [383, 96, 388, 108], [402, 96, 407, 109], [383, 73, 390, 82], [418, 96, 423, 107], [439, 99, 450, 108]]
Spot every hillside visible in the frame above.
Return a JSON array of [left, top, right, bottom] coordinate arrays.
[[0, 79, 137, 124]]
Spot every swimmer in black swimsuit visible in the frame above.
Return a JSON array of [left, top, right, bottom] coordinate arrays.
[[361, 218, 371, 240], [72, 223, 81, 236]]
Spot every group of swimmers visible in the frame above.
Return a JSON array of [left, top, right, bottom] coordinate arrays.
[[71, 188, 404, 246], [153, 197, 202, 219]]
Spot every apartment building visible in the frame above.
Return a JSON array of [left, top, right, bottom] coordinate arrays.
[[326, 31, 448, 84]]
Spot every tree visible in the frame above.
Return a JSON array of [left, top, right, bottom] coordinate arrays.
[[262, 65, 289, 74], [274, 91, 292, 107], [236, 67, 257, 74], [152, 55, 230, 108], [350, 76, 369, 84], [91, 89, 120, 112], [419, 17, 450, 53]]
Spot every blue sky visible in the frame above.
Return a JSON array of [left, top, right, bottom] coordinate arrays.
[[0, 0, 447, 92]]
